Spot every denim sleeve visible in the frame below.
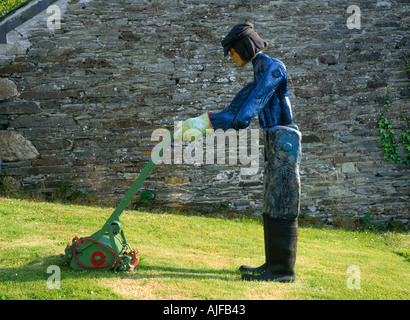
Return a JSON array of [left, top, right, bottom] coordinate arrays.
[[209, 82, 255, 130], [209, 112, 235, 130], [233, 63, 285, 130]]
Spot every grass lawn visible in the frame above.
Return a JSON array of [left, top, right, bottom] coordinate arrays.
[[0, 197, 408, 300], [0, 0, 28, 18]]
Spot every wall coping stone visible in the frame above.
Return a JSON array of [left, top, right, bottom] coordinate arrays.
[[0, 0, 59, 43]]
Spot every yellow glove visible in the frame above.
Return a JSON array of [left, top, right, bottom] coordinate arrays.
[[174, 113, 213, 142]]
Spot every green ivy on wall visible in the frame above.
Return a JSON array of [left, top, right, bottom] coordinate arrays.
[[378, 94, 410, 164], [377, 57, 410, 164]]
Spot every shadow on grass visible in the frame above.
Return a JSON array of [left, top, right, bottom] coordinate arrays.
[[134, 264, 240, 281], [0, 254, 240, 283]]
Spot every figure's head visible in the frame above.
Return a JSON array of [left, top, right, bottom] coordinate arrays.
[[221, 22, 269, 66], [229, 47, 248, 67]]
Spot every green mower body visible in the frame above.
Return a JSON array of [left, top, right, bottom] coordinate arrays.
[[64, 220, 138, 271]]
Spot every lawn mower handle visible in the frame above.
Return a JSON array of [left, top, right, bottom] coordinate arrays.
[[88, 131, 173, 242], [65, 130, 174, 270]]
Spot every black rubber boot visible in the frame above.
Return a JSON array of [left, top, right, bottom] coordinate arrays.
[[239, 263, 266, 275], [242, 217, 298, 282], [239, 215, 268, 274]]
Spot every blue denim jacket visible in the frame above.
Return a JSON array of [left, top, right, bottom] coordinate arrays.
[[209, 53, 294, 130]]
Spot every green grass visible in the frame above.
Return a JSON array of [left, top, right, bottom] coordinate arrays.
[[0, 0, 28, 18], [0, 197, 408, 300]]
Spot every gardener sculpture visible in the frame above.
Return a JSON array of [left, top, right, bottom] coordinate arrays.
[[175, 23, 302, 282]]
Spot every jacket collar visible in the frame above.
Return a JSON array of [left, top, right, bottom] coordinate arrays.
[[251, 52, 264, 67]]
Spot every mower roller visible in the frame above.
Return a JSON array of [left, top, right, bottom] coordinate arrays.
[[64, 133, 172, 271]]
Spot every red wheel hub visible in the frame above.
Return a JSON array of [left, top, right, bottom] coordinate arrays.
[[91, 251, 106, 266]]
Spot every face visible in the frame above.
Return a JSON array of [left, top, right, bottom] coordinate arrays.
[[229, 47, 247, 67]]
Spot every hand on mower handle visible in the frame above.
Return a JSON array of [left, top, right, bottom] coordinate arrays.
[[174, 113, 213, 142]]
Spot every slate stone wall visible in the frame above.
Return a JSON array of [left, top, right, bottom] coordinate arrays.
[[0, 0, 409, 226]]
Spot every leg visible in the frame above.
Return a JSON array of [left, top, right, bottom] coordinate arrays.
[[239, 215, 267, 274], [242, 217, 298, 282], [241, 125, 302, 282]]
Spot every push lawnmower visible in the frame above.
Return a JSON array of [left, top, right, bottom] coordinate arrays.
[[64, 133, 172, 271]]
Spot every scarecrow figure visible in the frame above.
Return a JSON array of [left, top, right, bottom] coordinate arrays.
[[175, 23, 302, 282]]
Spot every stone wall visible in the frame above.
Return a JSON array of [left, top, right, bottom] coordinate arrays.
[[0, 0, 409, 226]]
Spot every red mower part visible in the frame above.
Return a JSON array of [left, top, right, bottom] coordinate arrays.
[[91, 251, 106, 266], [130, 250, 139, 271]]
